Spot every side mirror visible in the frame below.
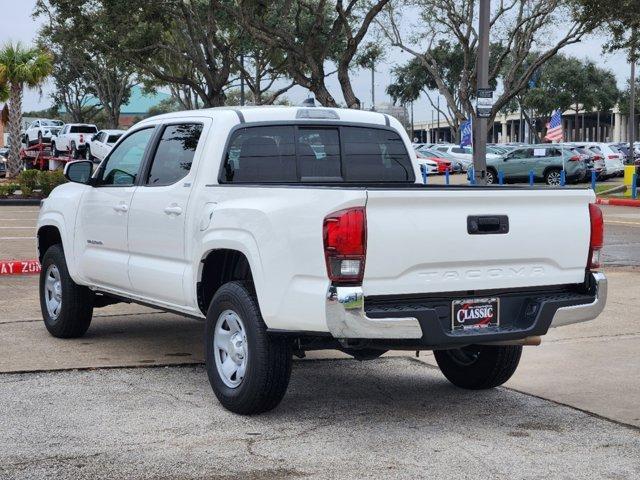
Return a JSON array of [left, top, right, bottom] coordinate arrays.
[[64, 160, 93, 184]]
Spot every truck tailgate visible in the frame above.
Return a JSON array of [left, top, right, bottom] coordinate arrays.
[[363, 188, 594, 296]]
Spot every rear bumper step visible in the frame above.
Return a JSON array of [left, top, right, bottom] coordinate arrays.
[[325, 272, 606, 347]]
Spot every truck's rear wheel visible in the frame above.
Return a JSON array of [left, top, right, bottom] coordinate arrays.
[[39, 244, 94, 338], [205, 282, 292, 415], [434, 344, 522, 389]]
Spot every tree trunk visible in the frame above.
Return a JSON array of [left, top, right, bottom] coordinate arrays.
[[310, 83, 338, 108], [338, 61, 361, 109], [574, 105, 579, 142], [7, 82, 23, 178]]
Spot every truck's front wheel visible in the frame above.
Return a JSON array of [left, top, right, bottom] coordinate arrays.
[[39, 244, 94, 338], [434, 344, 522, 389], [205, 282, 292, 415]]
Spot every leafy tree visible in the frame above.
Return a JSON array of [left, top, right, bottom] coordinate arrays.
[[47, 53, 100, 123], [35, 0, 137, 128], [572, 0, 640, 57], [382, 0, 593, 127], [619, 78, 640, 116], [100, 0, 245, 108], [355, 41, 386, 109], [520, 55, 619, 140], [0, 43, 52, 178], [226, 0, 390, 108]]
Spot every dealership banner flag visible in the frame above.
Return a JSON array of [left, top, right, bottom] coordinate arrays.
[[460, 120, 473, 148]]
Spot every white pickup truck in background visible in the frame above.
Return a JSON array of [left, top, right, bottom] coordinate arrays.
[[51, 123, 98, 158], [36, 106, 607, 415]]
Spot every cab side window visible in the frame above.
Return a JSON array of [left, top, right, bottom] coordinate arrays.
[[98, 128, 155, 186], [145, 123, 203, 186]]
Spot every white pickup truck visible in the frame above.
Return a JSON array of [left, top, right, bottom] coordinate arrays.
[[37, 106, 607, 415]]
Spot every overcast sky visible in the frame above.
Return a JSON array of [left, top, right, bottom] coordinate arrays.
[[0, 0, 631, 122]]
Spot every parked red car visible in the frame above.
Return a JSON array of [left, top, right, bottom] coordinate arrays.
[[415, 150, 452, 173]]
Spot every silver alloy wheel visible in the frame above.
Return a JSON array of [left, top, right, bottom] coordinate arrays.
[[44, 264, 62, 320], [486, 171, 495, 184], [214, 309, 248, 388], [546, 170, 561, 186]]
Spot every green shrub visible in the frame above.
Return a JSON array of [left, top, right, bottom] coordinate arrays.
[[38, 169, 67, 196], [18, 169, 40, 197], [0, 184, 17, 197]]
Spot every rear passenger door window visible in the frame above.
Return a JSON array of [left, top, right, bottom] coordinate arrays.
[[145, 123, 203, 186]]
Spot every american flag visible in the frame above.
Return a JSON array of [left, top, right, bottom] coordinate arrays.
[[545, 109, 563, 142]]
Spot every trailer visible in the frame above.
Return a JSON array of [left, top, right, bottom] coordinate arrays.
[[19, 141, 72, 171]]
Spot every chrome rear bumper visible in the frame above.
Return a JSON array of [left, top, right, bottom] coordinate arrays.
[[549, 272, 607, 327], [326, 286, 422, 339], [325, 272, 607, 340]]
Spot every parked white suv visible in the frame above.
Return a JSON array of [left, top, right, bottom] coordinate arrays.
[[37, 106, 607, 415], [432, 144, 500, 171], [585, 143, 625, 178], [23, 119, 64, 145], [86, 129, 126, 162], [51, 123, 98, 158]]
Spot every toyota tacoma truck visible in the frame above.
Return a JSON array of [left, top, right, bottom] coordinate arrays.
[[37, 106, 607, 415]]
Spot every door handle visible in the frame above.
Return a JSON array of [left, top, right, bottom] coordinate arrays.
[[113, 203, 128, 213], [164, 204, 183, 216]]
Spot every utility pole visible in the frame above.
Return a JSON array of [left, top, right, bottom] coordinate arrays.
[[436, 96, 440, 143], [630, 28, 636, 164], [371, 64, 376, 111], [472, 0, 490, 185], [240, 54, 245, 106], [410, 101, 414, 141]]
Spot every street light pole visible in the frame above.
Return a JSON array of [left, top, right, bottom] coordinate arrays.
[[630, 29, 636, 164], [240, 54, 245, 107], [472, 0, 490, 185]]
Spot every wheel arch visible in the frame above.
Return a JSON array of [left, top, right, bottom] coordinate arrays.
[[197, 248, 258, 316], [37, 224, 63, 262]]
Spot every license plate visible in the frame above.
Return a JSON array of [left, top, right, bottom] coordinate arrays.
[[451, 298, 499, 331]]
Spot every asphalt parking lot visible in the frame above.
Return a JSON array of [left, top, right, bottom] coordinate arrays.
[[1, 203, 639, 478]]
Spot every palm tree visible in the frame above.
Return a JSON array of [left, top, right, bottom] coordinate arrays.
[[0, 43, 52, 178]]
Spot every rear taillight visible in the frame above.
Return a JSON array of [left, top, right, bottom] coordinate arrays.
[[588, 203, 604, 270], [607, 154, 617, 159], [593, 155, 602, 161], [568, 155, 580, 161], [79, 134, 84, 143], [323, 207, 366, 284]]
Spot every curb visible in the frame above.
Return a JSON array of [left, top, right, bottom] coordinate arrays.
[[0, 259, 41, 276], [596, 197, 640, 207], [0, 198, 42, 206]]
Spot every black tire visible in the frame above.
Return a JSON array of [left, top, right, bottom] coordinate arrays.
[[434, 344, 522, 390], [544, 168, 562, 186], [37, 131, 43, 144], [39, 244, 94, 338], [85, 146, 93, 161], [486, 168, 497, 184], [71, 142, 79, 159], [51, 142, 60, 157], [205, 281, 292, 415]]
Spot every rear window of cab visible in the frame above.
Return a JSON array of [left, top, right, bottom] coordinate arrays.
[[221, 125, 415, 184]]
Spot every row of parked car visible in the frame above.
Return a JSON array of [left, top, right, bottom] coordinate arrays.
[[21, 118, 125, 162], [413, 141, 637, 185]]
